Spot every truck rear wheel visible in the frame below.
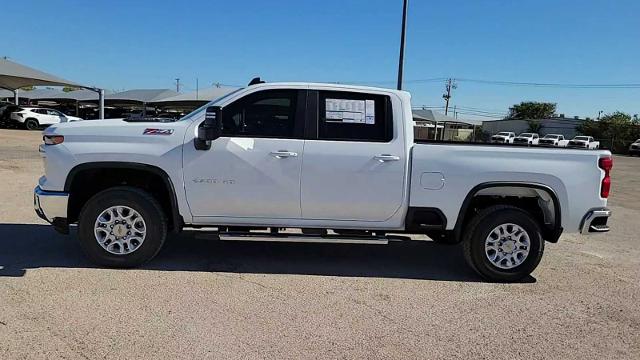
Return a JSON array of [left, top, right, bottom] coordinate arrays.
[[77, 186, 167, 268], [462, 205, 544, 282], [24, 118, 39, 130]]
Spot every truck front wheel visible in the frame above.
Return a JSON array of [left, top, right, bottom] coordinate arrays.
[[462, 205, 544, 282], [77, 186, 167, 268]]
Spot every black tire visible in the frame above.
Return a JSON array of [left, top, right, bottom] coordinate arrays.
[[24, 118, 39, 130], [462, 205, 544, 282], [77, 186, 167, 268]]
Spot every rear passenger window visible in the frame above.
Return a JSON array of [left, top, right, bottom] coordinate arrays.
[[317, 91, 392, 142]]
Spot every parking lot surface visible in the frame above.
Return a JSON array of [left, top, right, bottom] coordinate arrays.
[[0, 129, 638, 359]]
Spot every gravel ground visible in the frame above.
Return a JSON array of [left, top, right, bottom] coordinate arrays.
[[0, 129, 638, 359]]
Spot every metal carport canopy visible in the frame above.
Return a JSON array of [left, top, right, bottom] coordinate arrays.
[[0, 58, 105, 118]]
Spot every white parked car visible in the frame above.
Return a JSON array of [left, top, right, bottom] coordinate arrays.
[[628, 139, 640, 156], [568, 136, 600, 149], [513, 132, 540, 145], [539, 134, 569, 147], [10, 107, 82, 130], [34, 81, 613, 282], [491, 132, 516, 144]]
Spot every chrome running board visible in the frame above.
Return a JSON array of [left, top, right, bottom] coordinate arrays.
[[218, 233, 389, 245]]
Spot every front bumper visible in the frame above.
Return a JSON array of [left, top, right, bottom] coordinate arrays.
[[34, 186, 68, 224], [580, 208, 611, 234], [568, 142, 588, 148]]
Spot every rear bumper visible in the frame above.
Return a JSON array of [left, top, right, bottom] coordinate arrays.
[[34, 186, 68, 224], [580, 208, 611, 234], [10, 115, 25, 123]]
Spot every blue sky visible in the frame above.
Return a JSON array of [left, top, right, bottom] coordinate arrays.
[[2, 0, 639, 119]]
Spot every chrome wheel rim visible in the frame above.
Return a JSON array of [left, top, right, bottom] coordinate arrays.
[[485, 223, 530, 269], [94, 206, 146, 255]]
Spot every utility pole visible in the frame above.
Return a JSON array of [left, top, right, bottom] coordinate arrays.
[[443, 78, 457, 115], [396, 0, 409, 90], [196, 78, 199, 100], [175, 78, 180, 92]]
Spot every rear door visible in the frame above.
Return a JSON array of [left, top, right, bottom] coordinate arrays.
[[32, 109, 50, 123], [300, 90, 406, 221], [39, 109, 59, 125]]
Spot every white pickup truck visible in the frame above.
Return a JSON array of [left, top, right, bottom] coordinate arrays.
[[568, 136, 600, 149], [34, 81, 613, 282], [539, 134, 570, 147]]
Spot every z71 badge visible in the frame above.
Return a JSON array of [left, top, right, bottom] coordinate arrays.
[[143, 128, 174, 135]]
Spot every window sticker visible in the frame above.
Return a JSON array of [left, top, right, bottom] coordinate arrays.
[[325, 98, 375, 124]]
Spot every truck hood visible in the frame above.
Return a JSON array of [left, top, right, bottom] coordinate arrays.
[[44, 118, 186, 138]]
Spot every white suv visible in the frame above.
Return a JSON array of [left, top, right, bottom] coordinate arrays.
[[10, 107, 83, 130]]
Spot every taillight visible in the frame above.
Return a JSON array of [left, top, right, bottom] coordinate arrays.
[[43, 135, 64, 145], [599, 156, 613, 198]]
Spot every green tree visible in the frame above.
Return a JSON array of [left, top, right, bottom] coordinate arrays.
[[577, 111, 640, 152], [527, 120, 543, 133], [19, 85, 35, 91], [507, 102, 557, 119], [62, 86, 80, 92]]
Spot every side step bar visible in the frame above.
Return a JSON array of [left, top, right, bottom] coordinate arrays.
[[218, 233, 390, 245]]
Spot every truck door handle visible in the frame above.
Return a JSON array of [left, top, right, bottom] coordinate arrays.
[[270, 150, 298, 158], [374, 154, 400, 162]]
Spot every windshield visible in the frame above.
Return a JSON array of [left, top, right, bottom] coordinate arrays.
[[635, 139, 640, 144], [574, 136, 589, 141], [178, 87, 244, 122], [519, 133, 533, 137], [543, 135, 560, 139]]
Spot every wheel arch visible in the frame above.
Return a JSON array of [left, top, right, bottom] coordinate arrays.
[[65, 162, 182, 232], [453, 182, 563, 244]]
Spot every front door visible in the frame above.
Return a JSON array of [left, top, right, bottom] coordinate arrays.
[[300, 90, 406, 222], [183, 89, 306, 219]]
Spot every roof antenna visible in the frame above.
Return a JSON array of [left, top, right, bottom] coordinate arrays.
[[248, 77, 265, 86]]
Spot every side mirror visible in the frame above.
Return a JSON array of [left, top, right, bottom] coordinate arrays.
[[195, 106, 222, 150]]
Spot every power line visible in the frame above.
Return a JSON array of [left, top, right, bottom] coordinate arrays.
[[412, 104, 507, 119], [330, 77, 447, 85], [453, 78, 640, 89], [334, 77, 640, 89]]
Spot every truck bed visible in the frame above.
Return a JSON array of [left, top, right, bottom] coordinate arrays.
[[408, 142, 610, 233]]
